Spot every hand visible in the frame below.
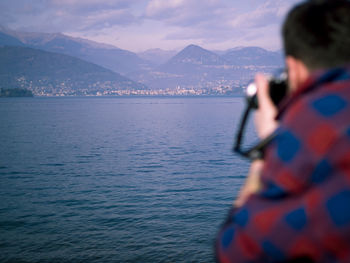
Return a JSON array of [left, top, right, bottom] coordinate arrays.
[[234, 160, 264, 207], [234, 74, 278, 207], [254, 74, 279, 139]]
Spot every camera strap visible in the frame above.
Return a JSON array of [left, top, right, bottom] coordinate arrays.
[[233, 100, 277, 161]]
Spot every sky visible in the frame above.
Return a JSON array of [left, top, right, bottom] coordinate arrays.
[[0, 0, 301, 52]]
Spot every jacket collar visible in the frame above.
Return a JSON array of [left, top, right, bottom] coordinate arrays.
[[276, 65, 350, 120]]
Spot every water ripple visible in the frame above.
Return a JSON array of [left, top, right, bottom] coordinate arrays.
[[0, 97, 253, 262]]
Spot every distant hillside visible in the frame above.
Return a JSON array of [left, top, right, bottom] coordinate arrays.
[[222, 46, 283, 66], [0, 28, 152, 75], [0, 46, 147, 96], [138, 48, 178, 66], [128, 45, 284, 92], [160, 45, 227, 73], [0, 88, 33, 97], [0, 32, 24, 47]]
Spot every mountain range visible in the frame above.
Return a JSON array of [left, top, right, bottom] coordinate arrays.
[[0, 46, 146, 96], [0, 26, 284, 96], [128, 44, 283, 92]]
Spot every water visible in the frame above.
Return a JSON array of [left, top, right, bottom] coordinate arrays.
[[0, 96, 256, 262]]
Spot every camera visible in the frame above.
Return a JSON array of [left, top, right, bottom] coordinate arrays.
[[245, 71, 288, 109], [234, 70, 289, 160]]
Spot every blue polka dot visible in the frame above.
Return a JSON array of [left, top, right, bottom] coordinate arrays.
[[221, 227, 235, 249], [234, 208, 249, 227], [285, 207, 307, 230], [311, 159, 333, 184], [262, 182, 287, 198], [327, 190, 350, 226], [262, 240, 285, 261], [276, 131, 300, 162], [312, 94, 347, 117], [335, 70, 350, 81]]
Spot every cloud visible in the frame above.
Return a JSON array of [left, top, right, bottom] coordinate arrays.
[[145, 0, 300, 51], [228, 0, 295, 29], [146, 0, 185, 16], [145, 0, 233, 27], [49, 0, 136, 14], [72, 9, 138, 31], [146, 0, 189, 19], [142, 0, 239, 49], [0, 0, 139, 32], [0, 0, 301, 51]]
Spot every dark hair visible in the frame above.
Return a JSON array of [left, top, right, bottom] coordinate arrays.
[[282, 0, 350, 70]]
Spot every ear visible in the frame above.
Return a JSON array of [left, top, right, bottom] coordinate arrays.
[[285, 56, 310, 93]]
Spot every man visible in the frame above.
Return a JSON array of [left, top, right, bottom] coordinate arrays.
[[216, 0, 350, 262]]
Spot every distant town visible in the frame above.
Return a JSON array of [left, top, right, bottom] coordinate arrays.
[[13, 77, 244, 97], [0, 28, 283, 97], [29, 81, 244, 97], [35, 86, 242, 97]]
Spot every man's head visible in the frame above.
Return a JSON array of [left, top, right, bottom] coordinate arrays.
[[283, 0, 350, 70], [282, 0, 350, 91]]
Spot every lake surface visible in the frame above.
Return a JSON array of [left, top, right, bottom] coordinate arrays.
[[0, 96, 256, 262]]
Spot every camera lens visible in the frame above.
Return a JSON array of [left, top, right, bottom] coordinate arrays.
[[245, 83, 258, 109], [268, 74, 288, 107], [245, 71, 288, 109]]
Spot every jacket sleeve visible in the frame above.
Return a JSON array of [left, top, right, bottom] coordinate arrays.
[[215, 127, 318, 263], [216, 69, 350, 262]]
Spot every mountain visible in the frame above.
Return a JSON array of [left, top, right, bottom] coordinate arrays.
[[160, 44, 227, 73], [138, 48, 178, 66], [0, 32, 25, 47], [0, 46, 147, 96], [128, 45, 283, 93], [0, 28, 152, 75], [0, 26, 285, 96], [128, 45, 236, 92], [222, 46, 283, 66]]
